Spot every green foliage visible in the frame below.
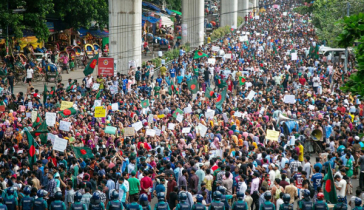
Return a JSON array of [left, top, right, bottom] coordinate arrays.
[[0, 0, 54, 41], [211, 25, 232, 40], [237, 16, 244, 26], [53, 0, 108, 29], [337, 13, 364, 98], [295, 0, 364, 47]]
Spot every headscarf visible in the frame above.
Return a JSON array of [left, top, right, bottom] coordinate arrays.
[[213, 137, 220, 149], [178, 139, 187, 150]]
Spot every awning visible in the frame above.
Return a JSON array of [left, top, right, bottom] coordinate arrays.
[[165, 9, 174, 15], [142, 15, 160, 24], [142, 2, 161, 12], [170, 10, 182, 15], [78, 27, 109, 38]]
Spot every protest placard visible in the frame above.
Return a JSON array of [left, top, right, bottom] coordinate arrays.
[[205, 110, 215, 119], [146, 129, 156, 137], [184, 106, 192, 114], [198, 123, 207, 137], [53, 137, 68, 152], [31, 111, 37, 122], [105, 126, 117, 134], [132, 121, 143, 131], [182, 127, 191, 134], [168, 123, 175, 130], [59, 121, 71, 131], [176, 114, 183, 123], [92, 83, 100, 91], [111, 103, 119, 111], [266, 129, 280, 141], [124, 127, 135, 137], [60, 101, 74, 110], [94, 106, 106, 118], [46, 112, 56, 126], [284, 95, 296, 104], [246, 90, 256, 100]]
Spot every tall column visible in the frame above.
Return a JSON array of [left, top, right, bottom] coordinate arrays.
[[238, 0, 249, 21], [182, 0, 204, 48], [252, 0, 257, 14], [220, 0, 238, 28], [109, 0, 142, 75]]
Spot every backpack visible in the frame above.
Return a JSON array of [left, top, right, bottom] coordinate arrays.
[[274, 186, 282, 199]]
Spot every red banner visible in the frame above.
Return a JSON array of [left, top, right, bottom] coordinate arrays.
[[98, 58, 114, 76]]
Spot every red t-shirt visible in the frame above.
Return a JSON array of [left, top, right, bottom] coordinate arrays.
[[299, 78, 306, 85]]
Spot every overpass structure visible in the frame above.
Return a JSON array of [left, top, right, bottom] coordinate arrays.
[[109, 0, 257, 74]]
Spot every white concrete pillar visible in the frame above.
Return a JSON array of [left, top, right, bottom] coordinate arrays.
[[182, 0, 204, 48], [252, 0, 257, 14], [220, 0, 238, 28], [109, 0, 142, 74], [238, 0, 249, 21]]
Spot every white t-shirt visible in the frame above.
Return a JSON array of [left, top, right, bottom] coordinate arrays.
[[27, 68, 34, 78], [276, 198, 284, 210], [336, 179, 347, 197], [313, 76, 320, 87]]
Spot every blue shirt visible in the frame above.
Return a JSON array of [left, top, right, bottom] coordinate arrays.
[[311, 173, 323, 190], [176, 75, 183, 84], [313, 163, 322, 173], [156, 78, 162, 86], [170, 68, 176, 78], [122, 79, 128, 89]]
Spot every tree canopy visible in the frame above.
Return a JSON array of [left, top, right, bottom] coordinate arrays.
[[337, 13, 364, 99], [294, 0, 364, 47], [0, 0, 108, 41]]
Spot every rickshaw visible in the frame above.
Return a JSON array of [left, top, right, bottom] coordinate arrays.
[[45, 63, 62, 83], [58, 51, 69, 74], [85, 44, 94, 58], [73, 46, 84, 68], [93, 43, 100, 55], [159, 38, 169, 51], [147, 33, 154, 43], [66, 46, 73, 53], [68, 49, 76, 70], [153, 36, 161, 51]]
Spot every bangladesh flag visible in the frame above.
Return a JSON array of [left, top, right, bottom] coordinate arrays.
[[49, 87, 56, 98], [314, 45, 319, 59], [31, 122, 48, 144], [95, 90, 101, 99], [193, 50, 208, 60], [239, 77, 246, 86], [43, 84, 48, 104], [323, 164, 338, 204], [141, 99, 149, 108], [32, 114, 42, 128], [25, 128, 37, 168], [168, 81, 178, 95], [205, 87, 216, 99], [58, 107, 77, 118], [66, 81, 77, 92], [73, 147, 94, 159], [187, 79, 199, 94], [83, 54, 99, 76], [216, 88, 227, 110], [173, 108, 184, 118], [217, 79, 227, 89], [272, 44, 278, 55]]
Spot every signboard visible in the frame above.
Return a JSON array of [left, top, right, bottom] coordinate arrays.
[[94, 106, 106, 118], [98, 57, 114, 76], [60, 101, 74, 110]]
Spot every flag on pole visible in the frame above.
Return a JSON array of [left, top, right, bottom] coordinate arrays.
[[95, 90, 101, 99], [43, 84, 48, 104], [73, 147, 95, 159], [216, 88, 227, 110], [187, 79, 199, 94], [66, 81, 77, 92], [205, 87, 216, 99], [32, 113, 42, 128], [239, 77, 246, 86], [193, 50, 208, 59], [323, 164, 338, 204], [25, 128, 37, 168], [83, 54, 99, 76], [141, 99, 150, 108], [58, 107, 77, 118]]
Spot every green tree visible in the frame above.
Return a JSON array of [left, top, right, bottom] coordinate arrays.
[[337, 13, 364, 98], [295, 0, 364, 47], [53, 0, 108, 29], [0, 0, 54, 41]]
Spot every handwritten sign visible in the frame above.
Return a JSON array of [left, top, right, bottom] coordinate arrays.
[[182, 127, 191, 133], [46, 112, 56, 126], [31, 111, 37, 122], [176, 114, 183, 123], [53, 137, 68, 152], [146, 129, 156, 137], [184, 106, 192, 114], [59, 121, 71, 131], [60, 101, 74, 110], [124, 127, 135, 137], [105, 126, 117, 135], [284, 95, 296, 104], [198, 123, 208, 137], [266, 129, 280, 141], [132, 121, 143, 132], [168, 123, 175, 130], [92, 83, 100, 91], [246, 90, 256, 100], [111, 103, 119, 111], [94, 106, 106, 118]]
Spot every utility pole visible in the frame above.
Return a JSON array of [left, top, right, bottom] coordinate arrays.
[[344, 2, 350, 73], [6, 0, 9, 55]]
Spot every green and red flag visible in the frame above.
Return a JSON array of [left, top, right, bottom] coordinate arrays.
[[73, 147, 94, 159], [205, 86, 216, 99], [49, 86, 56, 98], [83, 54, 99, 76], [66, 81, 77, 92], [187, 79, 199, 94], [193, 50, 208, 59], [32, 113, 42, 128], [173, 108, 184, 118], [239, 76, 246, 86], [95, 90, 101, 99], [58, 107, 77, 118], [31, 122, 48, 144], [216, 88, 227, 110], [217, 79, 227, 89], [43, 84, 48, 105], [168, 81, 178, 95], [323, 164, 338, 204], [25, 128, 37, 168], [272, 44, 278, 55], [314, 44, 319, 59], [141, 99, 150, 108]]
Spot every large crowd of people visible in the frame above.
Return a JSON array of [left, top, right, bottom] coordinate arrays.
[[0, 0, 362, 210]]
